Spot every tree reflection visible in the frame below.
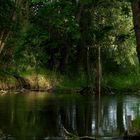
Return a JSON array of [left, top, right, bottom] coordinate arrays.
[[75, 98, 93, 136], [117, 96, 125, 135], [0, 93, 140, 139], [95, 94, 101, 137]]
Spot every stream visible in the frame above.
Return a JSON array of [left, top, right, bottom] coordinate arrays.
[[0, 91, 140, 139]]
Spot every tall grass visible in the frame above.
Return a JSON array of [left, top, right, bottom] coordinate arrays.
[[102, 72, 140, 91], [57, 72, 88, 89]]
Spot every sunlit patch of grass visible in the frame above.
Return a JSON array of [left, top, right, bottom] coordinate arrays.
[[0, 76, 17, 90], [19, 68, 63, 89], [24, 72, 61, 90]]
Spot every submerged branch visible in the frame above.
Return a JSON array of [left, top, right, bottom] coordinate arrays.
[[62, 126, 97, 140]]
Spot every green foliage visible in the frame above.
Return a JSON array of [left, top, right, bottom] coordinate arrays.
[[58, 72, 88, 89], [80, 0, 92, 4], [20, 0, 136, 73], [102, 67, 140, 90], [31, 0, 48, 3], [0, 0, 14, 30], [32, 0, 80, 40], [0, 0, 139, 91]]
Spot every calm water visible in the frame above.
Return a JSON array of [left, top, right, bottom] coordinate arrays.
[[0, 91, 140, 139]]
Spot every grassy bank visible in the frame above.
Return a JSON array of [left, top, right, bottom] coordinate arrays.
[[0, 75, 17, 90], [0, 68, 88, 92], [57, 73, 87, 90], [102, 73, 140, 92], [1, 67, 140, 93], [22, 70, 60, 90], [59, 71, 140, 93], [0, 69, 61, 91]]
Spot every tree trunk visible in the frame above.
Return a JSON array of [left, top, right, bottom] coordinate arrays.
[[131, 2, 140, 63], [0, 31, 10, 54], [95, 46, 101, 96], [0, 0, 25, 55], [86, 46, 90, 84], [75, 4, 86, 72], [59, 45, 69, 73]]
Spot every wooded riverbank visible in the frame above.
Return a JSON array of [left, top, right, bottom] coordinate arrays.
[[1, 72, 140, 96]]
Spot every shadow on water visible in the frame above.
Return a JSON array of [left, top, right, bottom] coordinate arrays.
[[0, 92, 140, 139]]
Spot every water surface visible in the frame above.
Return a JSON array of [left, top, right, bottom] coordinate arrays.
[[0, 91, 140, 139]]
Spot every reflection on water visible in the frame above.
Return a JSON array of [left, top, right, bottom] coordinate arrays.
[[0, 92, 140, 139]]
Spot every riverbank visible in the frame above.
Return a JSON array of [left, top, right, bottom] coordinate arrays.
[[0, 70, 87, 93], [1, 71, 140, 95], [102, 73, 140, 93], [0, 70, 61, 92]]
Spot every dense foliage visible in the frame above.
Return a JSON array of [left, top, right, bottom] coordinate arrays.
[[0, 0, 139, 89]]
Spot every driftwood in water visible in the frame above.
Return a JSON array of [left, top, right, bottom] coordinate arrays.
[[62, 126, 97, 140]]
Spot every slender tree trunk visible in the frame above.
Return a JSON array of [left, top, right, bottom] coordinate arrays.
[[131, 2, 140, 63], [0, 31, 5, 53], [86, 46, 90, 84], [96, 46, 101, 96], [0, 31, 10, 54], [25, 0, 29, 20], [76, 4, 84, 22], [86, 47, 96, 94], [59, 45, 69, 73], [76, 4, 86, 72], [0, 0, 25, 55]]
